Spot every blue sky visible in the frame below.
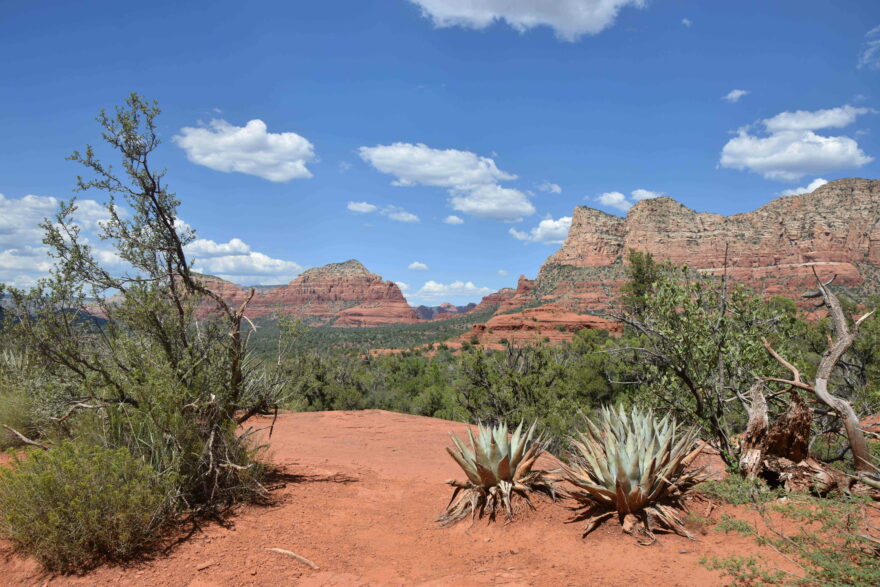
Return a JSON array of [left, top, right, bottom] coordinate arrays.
[[1, 0, 879, 304]]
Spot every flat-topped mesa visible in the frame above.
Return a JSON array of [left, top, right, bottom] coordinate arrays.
[[195, 260, 419, 326], [527, 178, 880, 312]]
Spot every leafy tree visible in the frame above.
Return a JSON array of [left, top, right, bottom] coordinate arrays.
[[2, 93, 284, 508]]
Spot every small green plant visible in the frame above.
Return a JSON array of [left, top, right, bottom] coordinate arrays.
[[701, 555, 786, 585], [439, 421, 556, 525], [0, 441, 173, 572], [562, 405, 707, 542], [698, 476, 782, 505], [703, 495, 880, 586], [715, 514, 755, 536]]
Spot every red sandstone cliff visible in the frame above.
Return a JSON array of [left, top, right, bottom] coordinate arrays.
[[196, 260, 419, 327], [496, 178, 880, 314]]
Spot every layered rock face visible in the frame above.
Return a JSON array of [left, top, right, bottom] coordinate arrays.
[[512, 178, 880, 313], [196, 260, 419, 327]]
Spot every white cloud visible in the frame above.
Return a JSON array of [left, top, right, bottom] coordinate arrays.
[[723, 89, 749, 103], [408, 0, 647, 42], [858, 24, 880, 70], [448, 184, 534, 221], [173, 119, 315, 182], [382, 205, 420, 223], [497, 269, 508, 276], [0, 193, 120, 287], [443, 215, 464, 224], [595, 191, 630, 212], [537, 181, 562, 194], [185, 237, 250, 257], [509, 215, 572, 244], [338, 161, 353, 173], [779, 178, 829, 196], [0, 193, 303, 287], [409, 279, 493, 303], [762, 105, 872, 133], [359, 142, 535, 221], [681, 18, 692, 27], [395, 281, 410, 292], [408, 261, 429, 270], [347, 201, 378, 213], [593, 188, 663, 212], [720, 105, 874, 181], [192, 250, 303, 285], [630, 188, 664, 201]]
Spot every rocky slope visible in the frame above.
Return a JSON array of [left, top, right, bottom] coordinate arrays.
[[495, 178, 880, 314], [196, 260, 419, 327], [413, 302, 477, 320]]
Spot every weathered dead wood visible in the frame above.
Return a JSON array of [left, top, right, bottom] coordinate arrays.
[[2, 425, 49, 450], [761, 271, 874, 472]]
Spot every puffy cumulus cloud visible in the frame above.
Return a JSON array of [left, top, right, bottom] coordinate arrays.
[[448, 184, 534, 221], [347, 201, 377, 213], [723, 89, 749, 103], [173, 119, 315, 182], [395, 281, 410, 292], [779, 178, 829, 196], [408, 0, 647, 42], [595, 191, 629, 211], [0, 193, 119, 287], [184, 237, 250, 257], [509, 216, 572, 244], [537, 181, 562, 194], [720, 105, 874, 181], [381, 205, 420, 223], [593, 188, 662, 213], [192, 249, 303, 285], [408, 261, 429, 270], [681, 18, 692, 27], [408, 280, 493, 303], [443, 215, 464, 224], [359, 142, 534, 221], [858, 25, 880, 70]]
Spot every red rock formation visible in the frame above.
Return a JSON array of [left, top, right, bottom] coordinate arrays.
[[460, 304, 620, 349], [196, 260, 419, 326], [509, 178, 880, 313]]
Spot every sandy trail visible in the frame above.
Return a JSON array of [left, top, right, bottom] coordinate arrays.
[[1, 410, 791, 585]]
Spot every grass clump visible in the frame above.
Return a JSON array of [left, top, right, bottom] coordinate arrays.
[[0, 441, 173, 572]]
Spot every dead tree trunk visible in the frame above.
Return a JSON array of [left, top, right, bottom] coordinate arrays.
[[762, 272, 875, 472]]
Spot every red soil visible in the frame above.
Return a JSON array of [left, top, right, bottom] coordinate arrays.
[[1, 410, 797, 585]]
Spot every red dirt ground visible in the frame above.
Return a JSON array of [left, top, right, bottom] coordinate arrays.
[[1, 410, 797, 586]]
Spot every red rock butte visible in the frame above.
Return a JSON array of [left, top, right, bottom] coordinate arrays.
[[195, 259, 418, 327]]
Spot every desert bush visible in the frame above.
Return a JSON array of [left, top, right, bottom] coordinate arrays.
[[562, 405, 707, 542], [0, 441, 173, 572], [0, 94, 287, 570]]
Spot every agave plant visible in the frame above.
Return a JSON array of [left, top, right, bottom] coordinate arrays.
[[562, 405, 706, 543], [439, 421, 556, 526]]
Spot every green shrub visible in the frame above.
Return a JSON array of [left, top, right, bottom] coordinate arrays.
[[0, 389, 36, 449], [0, 441, 173, 572], [698, 476, 782, 505]]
